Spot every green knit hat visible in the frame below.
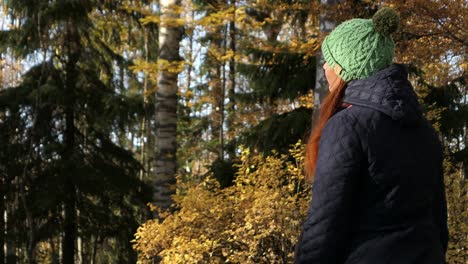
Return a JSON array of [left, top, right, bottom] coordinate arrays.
[[321, 7, 400, 81]]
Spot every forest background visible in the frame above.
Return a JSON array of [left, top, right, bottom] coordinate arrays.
[[0, 0, 466, 263]]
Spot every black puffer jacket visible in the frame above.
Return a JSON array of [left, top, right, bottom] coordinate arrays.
[[294, 63, 448, 264]]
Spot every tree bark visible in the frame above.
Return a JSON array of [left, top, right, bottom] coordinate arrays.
[[153, 0, 183, 214], [62, 21, 80, 264], [1, 184, 4, 264], [226, 0, 237, 159], [312, 0, 344, 125], [220, 24, 228, 161], [3, 194, 18, 264]]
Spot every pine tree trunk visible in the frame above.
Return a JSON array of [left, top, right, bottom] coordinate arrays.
[[0, 52, 4, 264], [226, 1, 237, 159], [50, 237, 58, 264], [220, 24, 228, 161], [313, 0, 344, 125], [210, 63, 223, 160], [1, 186, 4, 264], [145, 28, 157, 201], [5, 199, 15, 264], [91, 234, 98, 264], [20, 164, 34, 263], [153, 0, 183, 214], [76, 208, 82, 264], [62, 22, 80, 264]]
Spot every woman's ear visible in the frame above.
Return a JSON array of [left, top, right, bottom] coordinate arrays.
[[333, 63, 343, 76]]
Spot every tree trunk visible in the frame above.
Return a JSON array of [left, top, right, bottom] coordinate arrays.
[[220, 24, 228, 161], [91, 234, 98, 264], [20, 164, 34, 264], [153, 0, 183, 214], [6, 194, 16, 264], [226, 0, 237, 159], [312, 0, 344, 125], [50, 237, 58, 264], [139, 28, 150, 187], [0, 52, 4, 264], [62, 21, 80, 264], [1, 187, 4, 264], [76, 208, 82, 264]]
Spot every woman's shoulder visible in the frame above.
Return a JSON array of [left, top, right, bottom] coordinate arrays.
[[331, 102, 361, 123], [323, 103, 373, 142], [335, 101, 390, 127], [320, 105, 366, 153], [325, 105, 361, 133]]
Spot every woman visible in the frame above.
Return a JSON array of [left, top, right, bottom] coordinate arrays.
[[294, 7, 448, 264]]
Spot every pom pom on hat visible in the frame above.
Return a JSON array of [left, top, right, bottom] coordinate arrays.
[[372, 7, 400, 36]]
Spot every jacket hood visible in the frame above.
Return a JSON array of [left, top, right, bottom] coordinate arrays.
[[342, 63, 424, 126]]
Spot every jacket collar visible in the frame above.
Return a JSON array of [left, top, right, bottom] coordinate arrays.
[[342, 63, 424, 126]]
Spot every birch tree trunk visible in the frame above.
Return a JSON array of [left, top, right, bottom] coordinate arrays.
[[153, 0, 183, 213], [312, 0, 344, 125]]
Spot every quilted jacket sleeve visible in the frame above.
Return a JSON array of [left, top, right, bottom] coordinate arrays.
[[295, 112, 363, 264], [433, 142, 449, 254]]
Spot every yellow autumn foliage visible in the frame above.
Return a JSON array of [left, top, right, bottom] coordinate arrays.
[[444, 160, 468, 264], [133, 141, 310, 263]]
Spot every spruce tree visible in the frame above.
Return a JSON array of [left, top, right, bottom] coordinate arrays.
[[0, 1, 151, 262]]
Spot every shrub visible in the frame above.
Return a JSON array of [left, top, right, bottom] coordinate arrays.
[[132, 141, 310, 263]]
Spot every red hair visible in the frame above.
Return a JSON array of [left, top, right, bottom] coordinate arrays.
[[304, 78, 348, 183]]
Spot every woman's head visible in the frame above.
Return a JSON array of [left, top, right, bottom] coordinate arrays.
[[322, 7, 400, 82], [304, 7, 400, 182]]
